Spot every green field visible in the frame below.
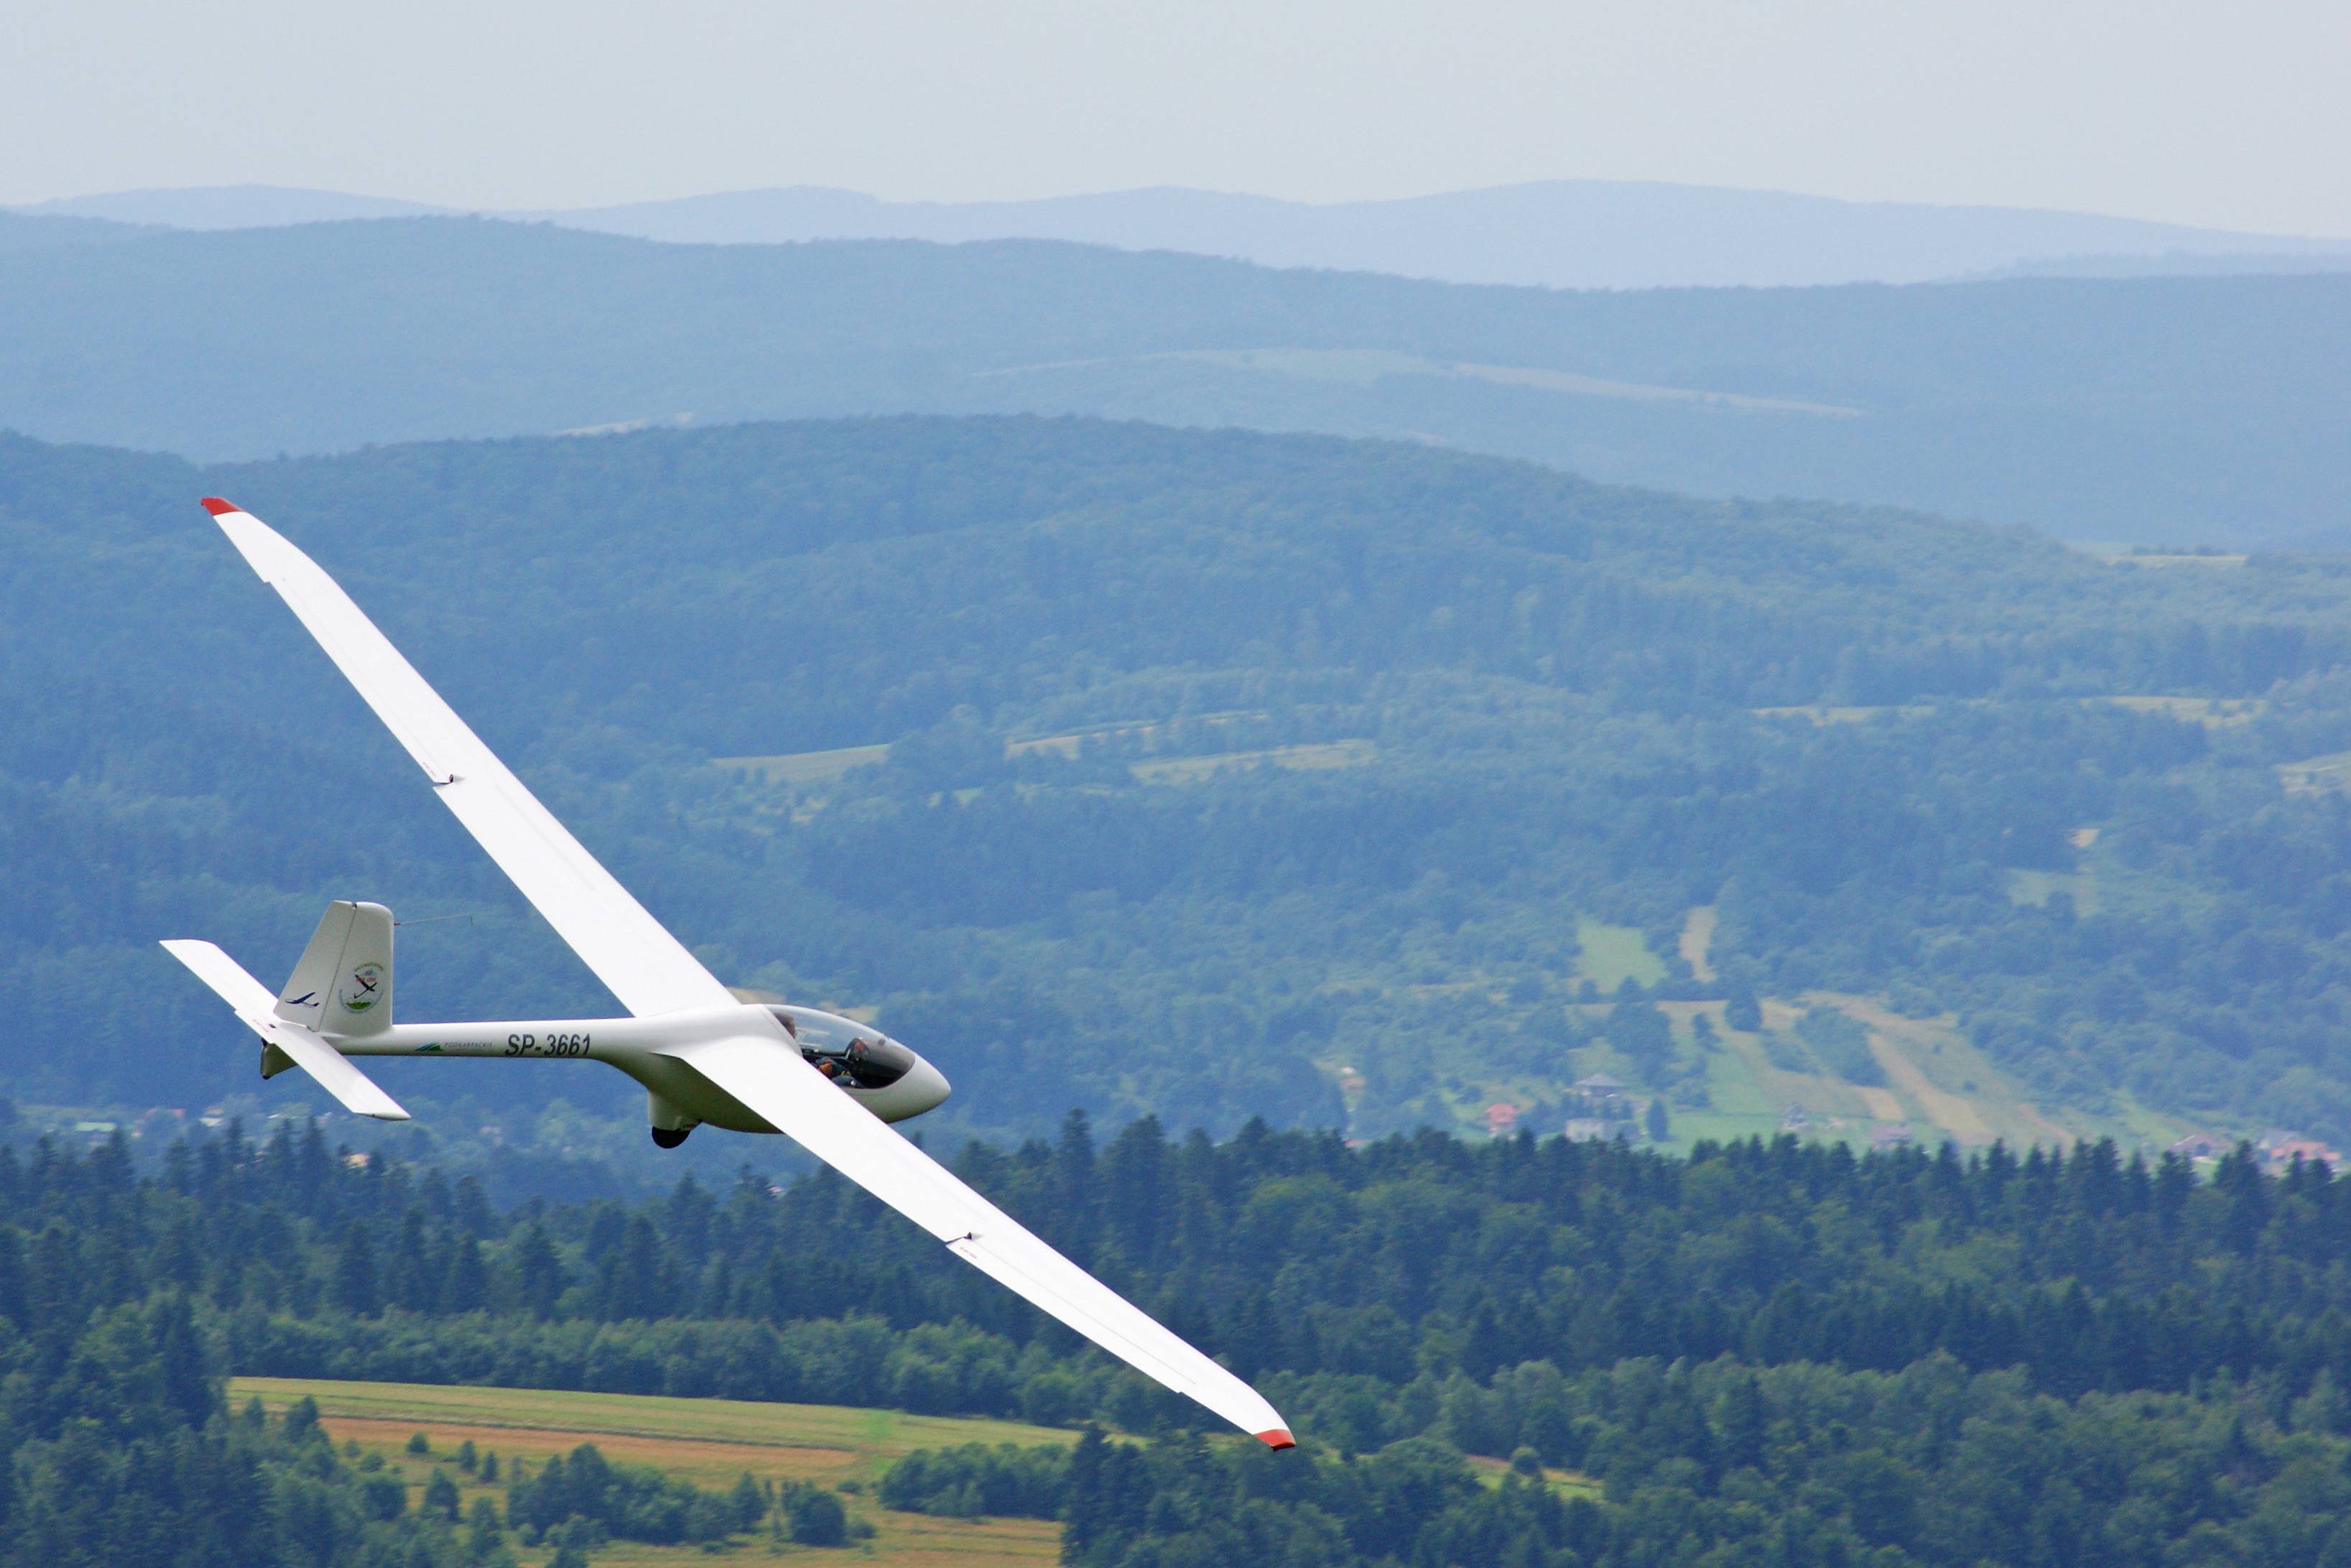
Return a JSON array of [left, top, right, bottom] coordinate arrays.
[[1128, 738, 1376, 785], [1649, 992, 2189, 1156], [716, 731, 1376, 792], [713, 743, 892, 787], [1572, 919, 1666, 990], [230, 1377, 1074, 1567], [227, 1376, 1608, 1563], [2007, 867, 2099, 913]]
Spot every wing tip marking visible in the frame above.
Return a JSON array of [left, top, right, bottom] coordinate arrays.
[[199, 496, 241, 517], [1256, 1428, 1296, 1449]]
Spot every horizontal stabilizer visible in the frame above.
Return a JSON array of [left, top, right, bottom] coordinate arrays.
[[161, 940, 410, 1120]]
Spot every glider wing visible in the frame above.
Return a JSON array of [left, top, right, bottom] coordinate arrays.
[[669, 1032, 1293, 1447], [202, 498, 1292, 1445], [203, 498, 736, 1019]]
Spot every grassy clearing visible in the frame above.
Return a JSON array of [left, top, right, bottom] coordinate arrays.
[[1574, 919, 1666, 991], [1646, 992, 2185, 1156], [224, 1376, 1607, 1568], [2105, 1087, 2207, 1151], [715, 743, 891, 787], [1463, 1454, 1605, 1500], [1790, 993, 2174, 1153], [228, 1378, 1074, 1460], [2008, 868, 2099, 914], [1536, 947, 2195, 1158], [1750, 703, 1929, 725], [2105, 695, 2260, 725], [1677, 906, 1717, 983], [718, 723, 1368, 792], [1753, 695, 2260, 730], [1129, 739, 1376, 785], [1006, 710, 1271, 759], [228, 1378, 1071, 1567]]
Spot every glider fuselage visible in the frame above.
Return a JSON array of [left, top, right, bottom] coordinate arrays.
[[333, 1003, 953, 1128]]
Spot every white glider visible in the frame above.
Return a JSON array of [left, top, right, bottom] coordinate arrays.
[[164, 496, 1293, 1449]]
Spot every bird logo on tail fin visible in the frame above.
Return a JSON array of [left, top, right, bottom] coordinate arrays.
[[339, 963, 384, 1013]]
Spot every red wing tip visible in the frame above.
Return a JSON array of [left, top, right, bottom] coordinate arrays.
[[199, 496, 241, 516], [1256, 1429, 1296, 1449]]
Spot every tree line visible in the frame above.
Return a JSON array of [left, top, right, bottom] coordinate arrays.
[[19, 1115, 2351, 1560]]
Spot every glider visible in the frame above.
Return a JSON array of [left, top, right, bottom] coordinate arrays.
[[164, 497, 1293, 1449]]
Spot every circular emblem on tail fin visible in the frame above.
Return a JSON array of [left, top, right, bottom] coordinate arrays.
[[339, 962, 385, 1013]]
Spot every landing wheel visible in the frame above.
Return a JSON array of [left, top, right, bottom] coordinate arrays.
[[650, 1125, 692, 1149]]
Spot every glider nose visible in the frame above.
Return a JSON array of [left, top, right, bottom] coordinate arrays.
[[904, 1054, 952, 1117]]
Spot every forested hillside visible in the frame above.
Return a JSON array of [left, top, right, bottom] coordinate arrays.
[[22, 1119, 2351, 1564], [1, 218, 2347, 544], [9, 416, 2351, 1161]]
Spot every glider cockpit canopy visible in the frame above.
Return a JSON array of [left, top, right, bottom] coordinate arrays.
[[766, 1004, 918, 1089]]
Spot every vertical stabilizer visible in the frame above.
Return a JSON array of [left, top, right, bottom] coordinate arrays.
[[277, 901, 394, 1036]]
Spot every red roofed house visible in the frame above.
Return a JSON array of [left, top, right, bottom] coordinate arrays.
[[2263, 1138, 2342, 1174]]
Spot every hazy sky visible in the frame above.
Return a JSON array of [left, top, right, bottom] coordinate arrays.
[[10, 0, 2348, 236]]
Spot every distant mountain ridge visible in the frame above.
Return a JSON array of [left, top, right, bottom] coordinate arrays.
[[16, 183, 449, 230], [0, 217, 2344, 546], [0, 209, 159, 252], [528, 180, 2351, 290], [17, 179, 2351, 289]]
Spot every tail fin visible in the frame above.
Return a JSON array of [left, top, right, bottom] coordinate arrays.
[[278, 901, 394, 1037]]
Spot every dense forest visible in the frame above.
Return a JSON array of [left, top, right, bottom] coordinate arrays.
[[19, 1119, 2351, 1562], [11, 416, 2351, 1162], [1, 217, 2347, 543], [0, 1230, 501, 1564]]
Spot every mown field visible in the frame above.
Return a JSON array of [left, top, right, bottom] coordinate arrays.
[[230, 1377, 1078, 1566], [1422, 901, 2192, 1157], [227, 1373, 1606, 1565]]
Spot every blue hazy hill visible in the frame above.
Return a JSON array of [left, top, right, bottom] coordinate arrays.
[[28, 177, 2351, 288], [0, 209, 158, 252], [1, 218, 2347, 546]]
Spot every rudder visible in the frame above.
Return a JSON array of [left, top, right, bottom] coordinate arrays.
[[277, 901, 393, 1036]]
